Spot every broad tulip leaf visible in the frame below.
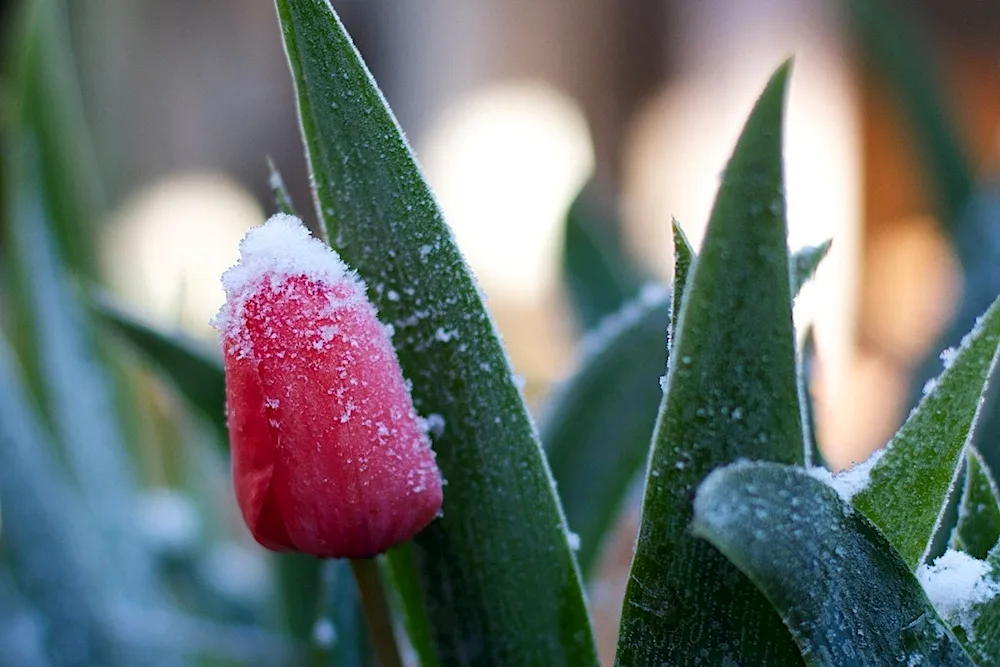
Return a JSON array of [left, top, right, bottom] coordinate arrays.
[[3, 140, 162, 609], [614, 63, 806, 666], [274, 1, 597, 664], [693, 461, 975, 666], [542, 285, 670, 578], [853, 295, 1000, 570], [543, 243, 824, 581], [561, 181, 645, 331], [94, 297, 227, 441], [668, 219, 694, 349], [0, 334, 129, 666], [952, 447, 1000, 561]]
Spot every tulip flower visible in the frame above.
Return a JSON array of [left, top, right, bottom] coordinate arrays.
[[213, 214, 443, 558]]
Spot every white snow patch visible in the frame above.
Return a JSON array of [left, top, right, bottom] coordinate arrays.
[[423, 413, 446, 438], [807, 448, 885, 503], [434, 327, 458, 343], [212, 214, 363, 344], [940, 346, 959, 370], [219, 214, 354, 299], [921, 378, 938, 397], [917, 549, 1000, 625]]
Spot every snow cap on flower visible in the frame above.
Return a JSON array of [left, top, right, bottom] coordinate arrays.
[[213, 214, 443, 559]]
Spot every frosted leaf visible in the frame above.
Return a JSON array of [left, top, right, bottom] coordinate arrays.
[[807, 448, 885, 503], [575, 283, 669, 361], [917, 549, 1000, 628], [921, 378, 938, 397], [940, 347, 959, 370]]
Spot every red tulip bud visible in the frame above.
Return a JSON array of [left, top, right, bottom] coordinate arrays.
[[213, 214, 443, 558]]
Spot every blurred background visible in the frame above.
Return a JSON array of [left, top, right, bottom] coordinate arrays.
[[1, 0, 999, 664]]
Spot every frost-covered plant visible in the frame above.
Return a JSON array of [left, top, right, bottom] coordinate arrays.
[[5, 0, 1000, 666]]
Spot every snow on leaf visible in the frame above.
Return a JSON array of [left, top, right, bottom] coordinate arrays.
[[852, 295, 1000, 571], [693, 461, 975, 667], [951, 447, 1000, 560]]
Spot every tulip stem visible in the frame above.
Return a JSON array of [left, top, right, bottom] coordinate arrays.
[[350, 557, 404, 667]]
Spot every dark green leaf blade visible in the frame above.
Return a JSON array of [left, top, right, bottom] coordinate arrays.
[[542, 285, 670, 578], [956, 544, 1000, 664], [853, 296, 1000, 570], [15, 0, 104, 277], [614, 63, 805, 666], [93, 295, 227, 441], [668, 219, 694, 350], [267, 157, 298, 217], [383, 545, 439, 667], [952, 447, 1000, 560], [561, 181, 645, 331], [843, 0, 973, 227], [543, 244, 828, 581], [274, 2, 598, 664], [693, 461, 975, 666]]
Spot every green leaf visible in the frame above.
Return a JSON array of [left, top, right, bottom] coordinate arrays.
[[692, 461, 975, 666], [801, 326, 826, 469], [274, 1, 598, 664], [14, 0, 104, 277], [615, 62, 805, 666], [313, 559, 374, 667], [952, 447, 1000, 560], [267, 157, 298, 217], [93, 295, 227, 442], [543, 244, 826, 581], [3, 139, 163, 607], [383, 545, 438, 667], [0, 334, 127, 666], [668, 219, 693, 350], [955, 544, 1000, 664], [843, 0, 972, 227], [853, 296, 1000, 570], [541, 285, 670, 578], [791, 239, 831, 296], [95, 314, 219, 439], [561, 181, 645, 331]]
